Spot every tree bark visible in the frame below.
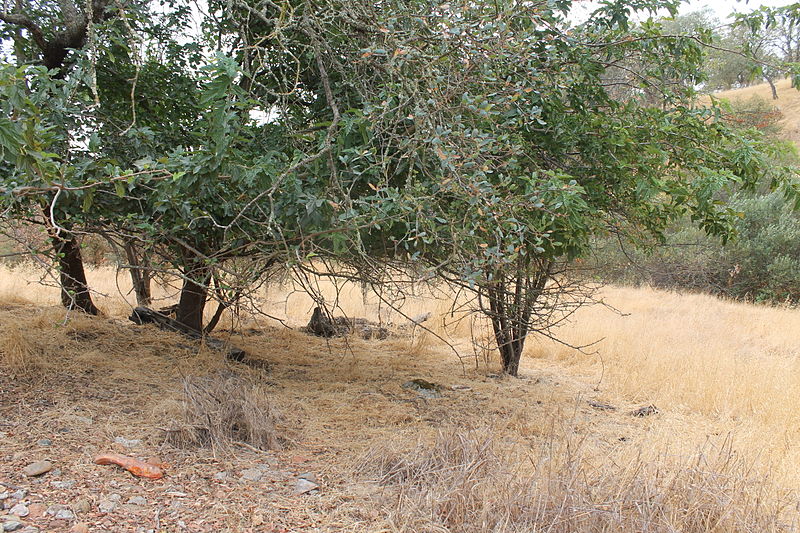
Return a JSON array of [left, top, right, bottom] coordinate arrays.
[[486, 258, 551, 377], [52, 232, 99, 315], [767, 77, 779, 100], [123, 240, 152, 306], [175, 265, 209, 334]]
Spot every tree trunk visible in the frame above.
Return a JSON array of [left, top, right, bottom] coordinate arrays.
[[52, 232, 99, 315], [175, 266, 209, 334], [123, 240, 152, 307], [485, 258, 551, 377], [767, 77, 779, 100]]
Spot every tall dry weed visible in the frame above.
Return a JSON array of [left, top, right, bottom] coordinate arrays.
[[161, 370, 282, 452], [358, 429, 797, 533], [0, 325, 43, 375]]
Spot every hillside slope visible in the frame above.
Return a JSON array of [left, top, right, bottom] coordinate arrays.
[[710, 78, 800, 146]]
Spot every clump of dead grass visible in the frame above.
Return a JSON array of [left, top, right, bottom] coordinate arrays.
[[358, 429, 797, 533], [0, 324, 44, 376], [162, 370, 282, 452]]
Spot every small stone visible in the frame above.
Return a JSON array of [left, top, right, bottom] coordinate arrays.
[[23, 461, 53, 477], [588, 400, 616, 411], [36, 439, 52, 447], [294, 478, 319, 494], [45, 504, 66, 516], [401, 379, 442, 399], [0, 492, 8, 501], [98, 499, 117, 514], [213, 471, 228, 481], [239, 469, 264, 482], [72, 499, 91, 514], [630, 405, 659, 417], [51, 480, 76, 490], [3, 521, 22, 532], [298, 472, 317, 483], [113, 437, 141, 449], [54, 509, 74, 520], [10, 491, 25, 501], [127, 496, 146, 506], [71, 524, 89, 533], [8, 504, 27, 518]]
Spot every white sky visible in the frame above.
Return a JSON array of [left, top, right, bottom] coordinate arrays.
[[570, 0, 797, 24], [680, 0, 795, 18]]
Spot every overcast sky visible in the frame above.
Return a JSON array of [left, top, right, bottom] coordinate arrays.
[[679, 0, 794, 17], [570, 0, 796, 24]]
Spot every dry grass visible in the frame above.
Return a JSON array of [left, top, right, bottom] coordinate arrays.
[[0, 324, 42, 376], [359, 429, 796, 532], [161, 370, 282, 452], [2, 263, 800, 530]]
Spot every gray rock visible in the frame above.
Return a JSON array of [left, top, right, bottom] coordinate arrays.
[[54, 509, 74, 520], [298, 472, 317, 483], [127, 496, 147, 506], [410, 312, 432, 325], [10, 491, 25, 501], [401, 379, 442, 399], [113, 437, 141, 449], [630, 405, 659, 417], [22, 461, 52, 477], [45, 504, 67, 516], [50, 480, 75, 490], [2, 522, 22, 532], [8, 504, 27, 518], [294, 478, 319, 494], [36, 439, 52, 447], [239, 469, 264, 482], [98, 499, 117, 514], [213, 471, 229, 481]]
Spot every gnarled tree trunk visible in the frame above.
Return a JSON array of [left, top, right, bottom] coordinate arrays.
[[175, 261, 210, 334], [485, 257, 552, 377], [51, 232, 99, 315], [123, 240, 152, 307]]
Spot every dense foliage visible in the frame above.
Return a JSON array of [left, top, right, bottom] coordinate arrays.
[[2, 0, 799, 373]]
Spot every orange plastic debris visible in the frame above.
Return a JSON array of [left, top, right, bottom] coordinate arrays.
[[94, 453, 164, 479]]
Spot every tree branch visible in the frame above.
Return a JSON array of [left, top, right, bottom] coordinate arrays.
[[0, 11, 48, 51]]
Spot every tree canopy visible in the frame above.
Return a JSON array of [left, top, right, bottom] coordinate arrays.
[[1, 0, 798, 374]]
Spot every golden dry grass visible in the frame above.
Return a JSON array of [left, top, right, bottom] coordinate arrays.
[[524, 286, 800, 492], [707, 78, 800, 146], [1, 263, 800, 530]]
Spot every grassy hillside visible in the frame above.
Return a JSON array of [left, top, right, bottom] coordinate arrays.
[[710, 78, 800, 146], [1, 265, 798, 531]]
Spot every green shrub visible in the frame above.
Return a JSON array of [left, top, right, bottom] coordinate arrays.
[[592, 191, 800, 304]]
